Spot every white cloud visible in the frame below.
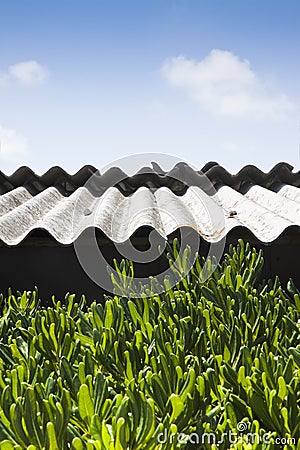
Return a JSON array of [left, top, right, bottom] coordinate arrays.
[[8, 60, 48, 86], [0, 125, 29, 164], [162, 49, 294, 119]]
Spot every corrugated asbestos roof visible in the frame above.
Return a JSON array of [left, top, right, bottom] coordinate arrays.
[[1, 162, 300, 194], [0, 162, 300, 245]]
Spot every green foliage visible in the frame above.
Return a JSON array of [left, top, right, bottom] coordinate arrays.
[[0, 240, 299, 449]]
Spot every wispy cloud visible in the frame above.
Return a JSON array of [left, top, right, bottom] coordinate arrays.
[[0, 125, 29, 164], [8, 60, 48, 86], [162, 49, 294, 119], [0, 60, 48, 87]]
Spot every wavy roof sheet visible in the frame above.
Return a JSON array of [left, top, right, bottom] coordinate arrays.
[[1, 162, 299, 194], [0, 162, 299, 245]]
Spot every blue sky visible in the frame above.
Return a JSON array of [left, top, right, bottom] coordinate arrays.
[[0, 0, 300, 173]]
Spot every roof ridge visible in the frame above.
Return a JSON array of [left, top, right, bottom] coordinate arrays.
[[0, 162, 299, 195]]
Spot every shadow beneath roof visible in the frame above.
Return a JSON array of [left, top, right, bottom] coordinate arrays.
[[0, 226, 299, 304]]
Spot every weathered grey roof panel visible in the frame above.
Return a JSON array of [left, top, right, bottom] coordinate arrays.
[[0, 176, 300, 245]]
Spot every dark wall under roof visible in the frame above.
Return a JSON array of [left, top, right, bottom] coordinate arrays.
[[0, 228, 299, 304]]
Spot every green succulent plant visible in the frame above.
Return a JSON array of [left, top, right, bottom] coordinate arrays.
[[0, 240, 299, 449]]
